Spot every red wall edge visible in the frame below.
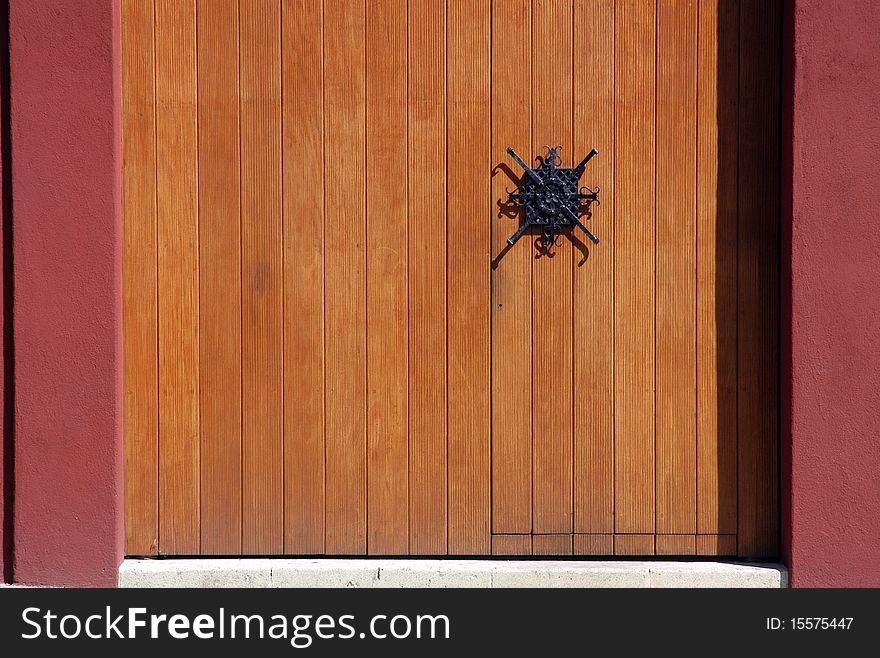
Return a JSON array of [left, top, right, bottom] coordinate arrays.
[[785, 0, 880, 587], [7, 0, 122, 586], [0, 0, 7, 583]]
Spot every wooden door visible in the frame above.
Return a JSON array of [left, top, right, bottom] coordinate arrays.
[[123, 0, 780, 557]]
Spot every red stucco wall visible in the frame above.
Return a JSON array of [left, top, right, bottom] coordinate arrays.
[[7, 0, 122, 586], [0, 0, 7, 582], [785, 0, 880, 587]]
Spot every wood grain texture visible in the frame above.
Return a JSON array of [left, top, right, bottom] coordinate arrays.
[[408, 0, 448, 554], [573, 0, 614, 535], [737, 0, 780, 558], [282, 0, 325, 554], [532, 534, 573, 556], [197, 0, 242, 555], [655, 0, 697, 535], [240, 0, 283, 554], [491, 535, 532, 556], [155, 0, 200, 555], [447, 0, 491, 554], [696, 533, 737, 556], [324, 0, 367, 554], [614, 534, 655, 556], [366, 0, 409, 554], [531, 0, 573, 535], [697, 0, 738, 536], [573, 534, 614, 555], [614, 0, 656, 536], [122, 0, 158, 556], [491, 0, 532, 535], [656, 534, 697, 555], [122, 0, 781, 558]]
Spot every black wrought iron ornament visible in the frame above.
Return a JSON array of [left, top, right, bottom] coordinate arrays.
[[505, 145, 600, 248]]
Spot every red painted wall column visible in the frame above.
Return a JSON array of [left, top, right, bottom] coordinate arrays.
[[784, 0, 880, 587], [8, 0, 122, 586], [0, 0, 8, 582]]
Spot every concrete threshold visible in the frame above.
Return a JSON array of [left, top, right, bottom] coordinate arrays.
[[119, 559, 787, 588]]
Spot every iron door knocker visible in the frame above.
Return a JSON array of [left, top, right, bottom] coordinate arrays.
[[505, 145, 601, 248]]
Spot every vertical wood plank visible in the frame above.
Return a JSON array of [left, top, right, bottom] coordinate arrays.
[[282, 0, 325, 555], [738, 0, 780, 558], [408, 0, 448, 554], [656, 0, 697, 535], [614, 534, 655, 555], [491, 0, 532, 535], [324, 0, 367, 554], [532, 535, 573, 556], [366, 0, 409, 555], [573, 534, 613, 555], [240, 0, 283, 554], [573, 0, 614, 535], [531, 0, 574, 535], [697, 0, 738, 537], [696, 533, 736, 556], [656, 534, 697, 555], [123, 0, 159, 555], [491, 535, 532, 556], [447, 0, 491, 554], [614, 0, 656, 536], [155, 0, 199, 554], [198, 0, 242, 555]]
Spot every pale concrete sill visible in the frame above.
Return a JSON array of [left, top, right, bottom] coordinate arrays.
[[119, 559, 787, 588]]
